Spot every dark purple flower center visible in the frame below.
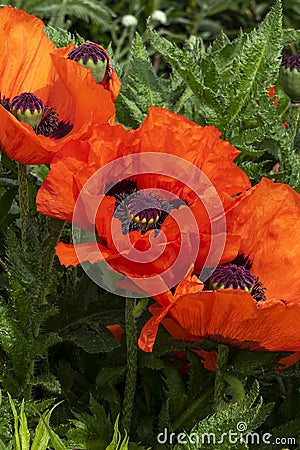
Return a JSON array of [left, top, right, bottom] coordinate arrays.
[[11, 92, 44, 114], [127, 192, 165, 226], [206, 256, 266, 302], [282, 54, 300, 71], [209, 264, 256, 291], [1, 93, 73, 140], [68, 43, 108, 65], [68, 43, 110, 84], [106, 179, 177, 235]]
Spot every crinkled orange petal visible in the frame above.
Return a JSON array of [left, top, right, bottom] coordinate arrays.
[[55, 205, 198, 292], [49, 54, 115, 128], [0, 111, 58, 165], [162, 290, 300, 352], [106, 70, 121, 102], [173, 265, 204, 297], [137, 107, 251, 196], [36, 140, 91, 222], [227, 178, 300, 303], [0, 12, 115, 165], [37, 123, 136, 215], [138, 303, 173, 352], [56, 241, 113, 266], [104, 207, 196, 283], [139, 301, 204, 352], [38, 107, 251, 285], [0, 7, 55, 97]]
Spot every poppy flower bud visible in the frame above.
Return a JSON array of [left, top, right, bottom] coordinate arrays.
[[68, 42, 108, 84], [11, 92, 44, 128], [280, 55, 300, 103]]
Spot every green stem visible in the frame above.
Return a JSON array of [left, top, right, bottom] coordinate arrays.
[[144, 0, 157, 17], [173, 387, 214, 431], [17, 163, 30, 243], [214, 344, 229, 411], [121, 298, 138, 434], [114, 28, 129, 61]]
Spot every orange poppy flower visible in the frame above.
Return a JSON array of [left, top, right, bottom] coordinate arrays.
[[139, 179, 300, 359], [0, 7, 115, 165], [36, 107, 250, 294]]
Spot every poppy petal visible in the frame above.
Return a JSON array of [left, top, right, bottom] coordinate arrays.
[[160, 290, 300, 352], [0, 7, 55, 97], [227, 178, 300, 303]]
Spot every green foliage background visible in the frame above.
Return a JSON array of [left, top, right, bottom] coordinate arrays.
[[0, 0, 299, 449]]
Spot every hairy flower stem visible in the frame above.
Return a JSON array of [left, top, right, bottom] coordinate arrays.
[[17, 163, 30, 243], [173, 387, 214, 431], [214, 344, 229, 411], [121, 298, 138, 434]]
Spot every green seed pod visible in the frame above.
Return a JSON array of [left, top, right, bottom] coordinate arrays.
[[11, 92, 44, 128], [68, 43, 108, 84], [280, 55, 300, 103]]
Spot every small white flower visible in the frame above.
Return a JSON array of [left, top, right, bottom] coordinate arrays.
[[122, 15, 138, 27], [151, 10, 167, 24]]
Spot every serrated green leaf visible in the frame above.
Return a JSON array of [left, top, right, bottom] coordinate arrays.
[[147, 20, 223, 125], [174, 381, 272, 450], [282, 28, 300, 45], [33, 375, 61, 395], [0, 439, 9, 450], [288, 151, 300, 189], [222, 0, 283, 129], [0, 187, 18, 218], [46, 427, 67, 450], [223, 375, 245, 403], [205, 31, 244, 86], [206, 30, 231, 55], [45, 24, 84, 47], [139, 353, 165, 371], [117, 33, 164, 126], [116, 93, 144, 127], [61, 321, 119, 353]]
